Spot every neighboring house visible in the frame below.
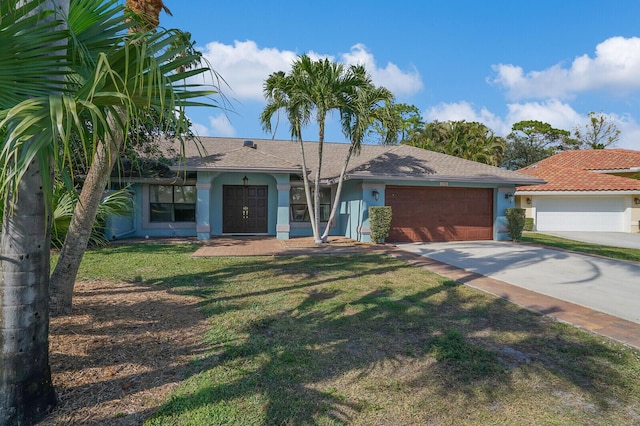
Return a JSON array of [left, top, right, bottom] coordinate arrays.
[[106, 137, 543, 243], [515, 149, 640, 233]]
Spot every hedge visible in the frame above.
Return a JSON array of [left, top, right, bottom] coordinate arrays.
[[369, 206, 392, 244]]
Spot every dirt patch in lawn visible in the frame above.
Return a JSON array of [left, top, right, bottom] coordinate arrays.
[[41, 279, 210, 425]]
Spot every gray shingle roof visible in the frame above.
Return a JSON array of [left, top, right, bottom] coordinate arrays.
[[167, 137, 543, 186]]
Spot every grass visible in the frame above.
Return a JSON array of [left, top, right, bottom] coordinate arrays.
[[521, 232, 640, 262], [74, 243, 640, 425]]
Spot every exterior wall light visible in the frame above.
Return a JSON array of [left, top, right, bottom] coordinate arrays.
[[635, 197, 640, 205], [372, 190, 380, 201], [242, 175, 249, 187], [526, 197, 532, 205], [504, 192, 514, 203]]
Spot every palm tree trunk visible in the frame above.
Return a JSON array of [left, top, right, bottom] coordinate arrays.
[[0, 1, 69, 422], [321, 144, 354, 242], [298, 140, 318, 240], [49, 111, 124, 316], [0, 159, 57, 425], [313, 122, 325, 243]]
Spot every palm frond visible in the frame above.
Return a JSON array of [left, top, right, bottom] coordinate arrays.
[[1, 0, 220, 213]]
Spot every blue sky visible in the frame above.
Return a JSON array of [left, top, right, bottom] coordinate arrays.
[[164, 1, 640, 149]]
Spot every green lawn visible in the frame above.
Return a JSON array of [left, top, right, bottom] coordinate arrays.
[[521, 232, 640, 262], [77, 244, 640, 425]]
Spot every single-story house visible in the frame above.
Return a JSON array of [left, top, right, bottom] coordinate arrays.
[[106, 137, 543, 243], [515, 149, 640, 233]]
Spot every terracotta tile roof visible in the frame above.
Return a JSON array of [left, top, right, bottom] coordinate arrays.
[[531, 149, 640, 171], [170, 137, 543, 186], [516, 149, 640, 192], [517, 164, 640, 191]]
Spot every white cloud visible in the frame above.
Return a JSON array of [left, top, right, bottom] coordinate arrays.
[[341, 44, 423, 96], [190, 121, 210, 137], [491, 36, 640, 100], [208, 114, 236, 137], [190, 114, 236, 137], [196, 40, 423, 102], [198, 40, 297, 101], [425, 101, 508, 135], [505, 99, 583, 132], [605, 114, 640, 150]]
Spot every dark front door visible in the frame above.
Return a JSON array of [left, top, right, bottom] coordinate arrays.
[[223, 185, 268, 234]]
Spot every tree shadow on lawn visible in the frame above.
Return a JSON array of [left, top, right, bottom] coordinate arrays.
[[46, 251, 408, 424], [143, 256, 638, 424]]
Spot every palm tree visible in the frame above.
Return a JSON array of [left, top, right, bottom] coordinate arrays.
[[405, 121, 505, 166], [0, 0, 216, 420], [49, 0, 217, 315], [0, 1, 69, 422], [261, 55, 367, 243], [51, 179, 132, 248], [320, 69, 394, 241]]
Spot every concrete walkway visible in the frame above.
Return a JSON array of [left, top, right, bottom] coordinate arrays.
[[191, 237, 640, 349]]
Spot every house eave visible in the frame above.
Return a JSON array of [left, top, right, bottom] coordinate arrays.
[[114, 176, 192, 185], [331, 172, 545, 186], [170, 165, 302, 174]]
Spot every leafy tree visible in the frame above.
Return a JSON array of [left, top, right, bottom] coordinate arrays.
[[0, 0, 216, 420], [261, 55, 372, 243], [372, 102, 423, 145], [500, 120, 578, 170], [406, 120, 506, 166], [574, 112, 620, 149]]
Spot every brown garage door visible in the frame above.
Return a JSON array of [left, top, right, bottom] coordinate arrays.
[[385, 186, 493, 242]]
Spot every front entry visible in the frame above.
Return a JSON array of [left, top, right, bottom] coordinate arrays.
[[222, 185, 268, 234]]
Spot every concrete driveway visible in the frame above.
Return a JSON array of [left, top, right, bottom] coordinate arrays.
[[395, 241, 640, 324]]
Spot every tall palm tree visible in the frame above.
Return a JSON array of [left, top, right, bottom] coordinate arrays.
[[0, 1, 69, 423], [321, 70, 394, 241], [49, 0, 217, 315], [0, 0, 216, 420], [261, 55, 366, 243], [261, 69, 319, 237]]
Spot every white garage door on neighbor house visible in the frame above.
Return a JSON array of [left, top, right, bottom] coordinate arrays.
[[535, 196, 625, 232]]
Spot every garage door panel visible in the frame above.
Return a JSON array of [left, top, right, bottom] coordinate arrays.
[[385, 186, 493, 242], [535, 196, 624, 232]]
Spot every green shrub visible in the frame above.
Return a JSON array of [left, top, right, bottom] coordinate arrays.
[[523, 217, 534, 232], [369, 206, 392, 244], [505, 208, 526, 241]]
